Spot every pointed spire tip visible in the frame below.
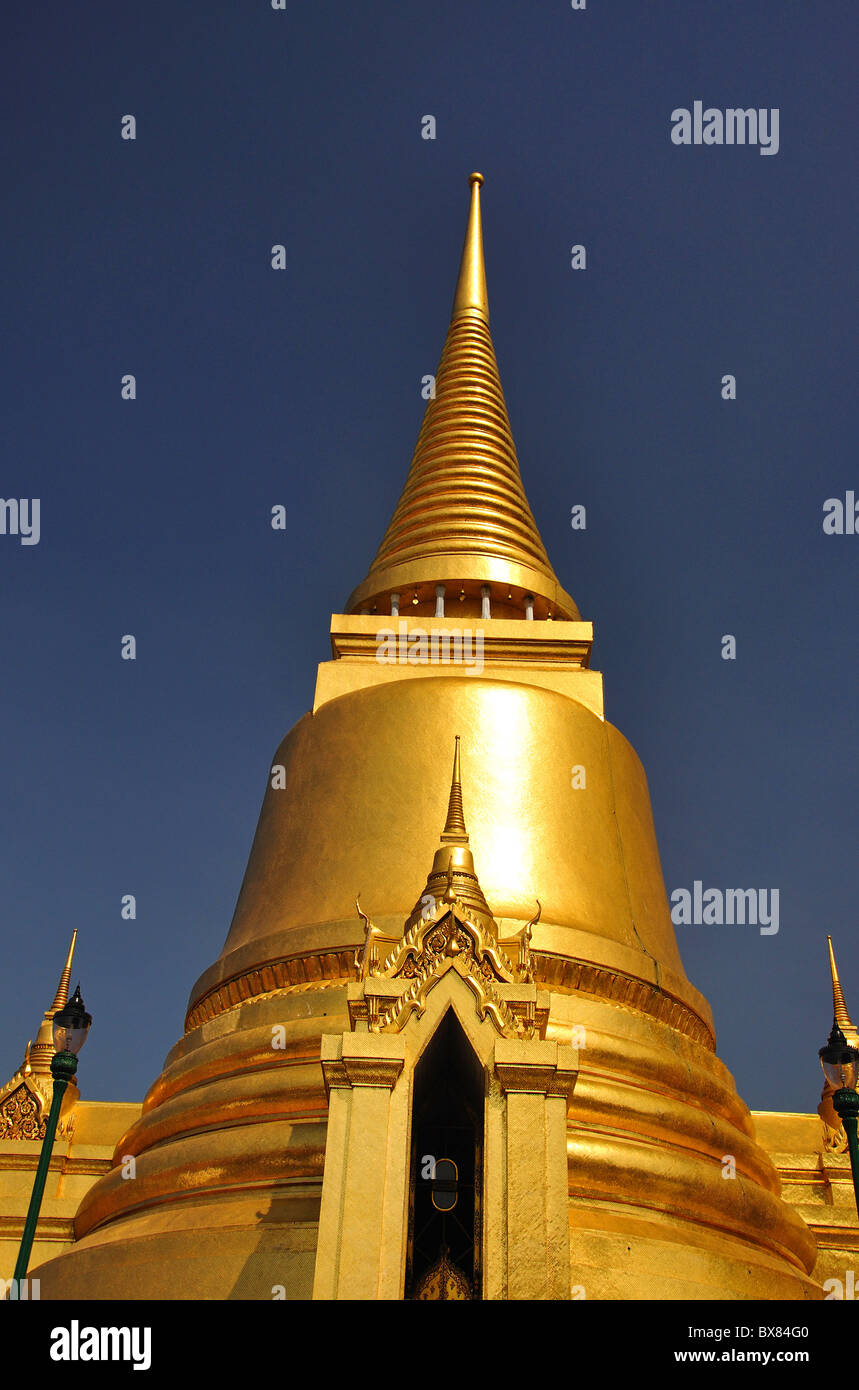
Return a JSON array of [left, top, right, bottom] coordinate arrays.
[[827, 935, 855, 1034], [441, 735, 468, 844], [50, 929, 78, 1013], [452, 171, 488, 323]]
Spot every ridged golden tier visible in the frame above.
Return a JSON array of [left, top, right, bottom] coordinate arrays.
[[32, 681, 818, 1300], [347, 173, 578, 623]]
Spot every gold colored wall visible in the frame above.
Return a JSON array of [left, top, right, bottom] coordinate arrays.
[[754, 1111, 859, 1298], [0, 1101, 141, 1287]]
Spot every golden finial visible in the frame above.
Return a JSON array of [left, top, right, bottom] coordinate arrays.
[[452, 171, 489, 323], [440, 736, 469, 845], [355, 896, 381, 979], [50, 929, 78, 1013], [7, 930, 82, 1084], [827, 936, 857, 1037]]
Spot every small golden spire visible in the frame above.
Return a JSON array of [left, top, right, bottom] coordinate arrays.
[[451, 173, 488, 323], [440, 736, 469, 845], [827, 935, 857, 1038], [24, 931, 82, 1079], [50, 929, 78, 1013], [406, 736, 493, 929]]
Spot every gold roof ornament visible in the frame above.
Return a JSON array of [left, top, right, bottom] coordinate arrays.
[[349, 739, 545, 1038], [409, 735, 493, 931], [0, 930, 80, 1140], [440, 735, 468, 844], [412, 1244, 472, 1300], [28, 929, 78, 1076], [827, 935, 859, 1049], [346, 173, 579, 621], [818, 936, 858, 1150]]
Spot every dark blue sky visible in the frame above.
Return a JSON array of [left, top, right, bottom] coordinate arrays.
[[2, 1, 855, 1113]]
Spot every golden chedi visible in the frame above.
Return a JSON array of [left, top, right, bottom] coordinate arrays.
[[33, 174, 819, 1301]]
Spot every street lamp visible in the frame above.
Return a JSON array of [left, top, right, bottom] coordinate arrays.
[[819, 1019, 859, 1216], [12, 984, 91, 1289]]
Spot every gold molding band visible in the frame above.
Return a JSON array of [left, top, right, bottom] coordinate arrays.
[[536, 953, 715, 1051], [185, 953, 355, 1031], [185, 946, 714, 1050]]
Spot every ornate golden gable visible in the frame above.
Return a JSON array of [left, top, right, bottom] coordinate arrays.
[[352, 887, 542, 1038], [0, 1079, 48, 1141]]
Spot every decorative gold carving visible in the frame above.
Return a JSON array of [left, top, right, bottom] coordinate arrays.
[[185, 950, 356, 1031], [517, 902, 539, 984], [348, 886, 537, 1039], [0, 1079, 77, 1142], [1, 1083, 47, 1140], [532, 951, 715, 1051], [354, 895, 383, 980], [185, 941, 713, 1047], [412, 1246, 472, 1300]]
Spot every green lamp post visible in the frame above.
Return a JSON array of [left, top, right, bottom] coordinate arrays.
[[819, 1020, 859, 1216], [12, 983, 91, 1290]]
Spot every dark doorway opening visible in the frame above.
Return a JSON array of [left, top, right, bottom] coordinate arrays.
[[405, 1007, 484, 1299]]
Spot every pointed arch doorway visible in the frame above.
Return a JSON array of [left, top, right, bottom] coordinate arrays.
[[407, 1008, 484, 1299]]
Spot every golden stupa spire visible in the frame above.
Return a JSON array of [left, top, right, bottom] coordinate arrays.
[[346, 173, 579, 622], [440, 735, 469, 845], [27, 930, 79, 1077], [826, 935, 859, 1047], [50, 928, 77, 1013], [406, 737, 492, 930]]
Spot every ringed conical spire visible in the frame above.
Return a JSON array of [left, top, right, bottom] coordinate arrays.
[[826, 935, 859, 1048], [49, 929, 77, 1013], [346, 173, 579, 622], [406, 737, 492, 930], [19, 930, 79, 1078], [440, 735, 468, 844]]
